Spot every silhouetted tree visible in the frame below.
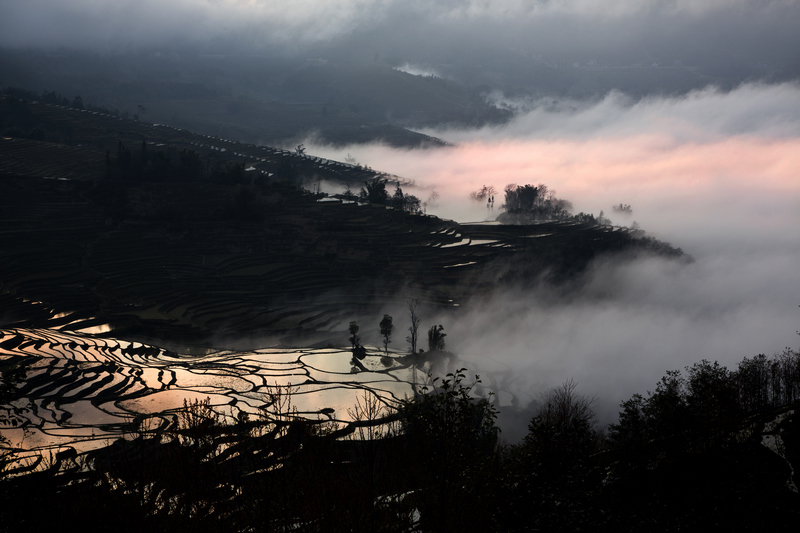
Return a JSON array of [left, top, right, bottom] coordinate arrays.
[[379, 314, 393, 355], [427, 325, 446, 352], [524, 379, 598, 472], [510, 379, 599, 531], [348, 321, 361, 351], [275, 158, 297, 182], [403, 194, 421, 213], [686, 360, 738, 418], [400, 369, 499, 532], [348, 321, 366, 360], [361, 178, 389, 205], [389, 183, 402, 209], [178, 149, 204, 181], [406, 298, 421, 355]]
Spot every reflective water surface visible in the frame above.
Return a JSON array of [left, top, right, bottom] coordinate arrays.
[[0, 328, 423, 457]]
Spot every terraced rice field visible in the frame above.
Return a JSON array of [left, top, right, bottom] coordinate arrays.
[[0, 175, 636, 457], [0, 168, 631, 344], [0, 328, 422, 457]]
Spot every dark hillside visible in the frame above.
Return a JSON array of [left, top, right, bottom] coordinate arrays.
[[0, 97, 678, 347], [0, 171, 660, 346], [0, 94, 388, 187], [0, 49, 502, 147]]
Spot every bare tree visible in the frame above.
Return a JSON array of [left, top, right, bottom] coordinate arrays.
[[533, 379, 596, 433], [525, 379, 598, 464], [406, 298, 421, 354]]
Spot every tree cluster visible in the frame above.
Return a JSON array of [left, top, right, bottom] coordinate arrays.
[[610, 350, 800, 452], [360, 178, 422, 213], [572, 209, 611, 225], [498, 183, 573, 223], [427, 325, 446, 352], [349, 307, 446, 361], [469, 184, 496, 202], [88, 140, 282, 221], [612, 203, 633, 214]]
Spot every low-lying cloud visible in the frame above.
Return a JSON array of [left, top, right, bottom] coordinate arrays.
[[309, 82, 800, 434], [310, 83, 800, 236], [443, 250, 799, 428], [483, 82, 800, 141]]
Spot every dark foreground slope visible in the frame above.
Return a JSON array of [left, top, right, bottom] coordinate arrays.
[[1, 354, 798, 533], [0, 51, 484, 148]]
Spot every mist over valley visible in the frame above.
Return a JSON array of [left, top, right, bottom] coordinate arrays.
[[1, 1, 800, 530]]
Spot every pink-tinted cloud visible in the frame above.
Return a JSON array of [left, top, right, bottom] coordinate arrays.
[[312, 135, 800, 244], [308, 83, 800, 432], [311, 83, 800, 247]]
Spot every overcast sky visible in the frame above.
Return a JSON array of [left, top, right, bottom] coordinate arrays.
[[3, 0, 800, 70]]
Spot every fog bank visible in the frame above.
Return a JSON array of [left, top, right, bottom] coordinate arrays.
[[308, 82, 800, 431]]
